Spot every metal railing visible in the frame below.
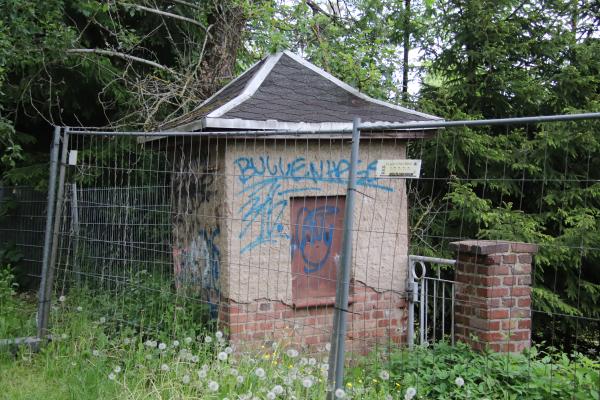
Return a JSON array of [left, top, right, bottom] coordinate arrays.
[[407, 255, 457, 348]]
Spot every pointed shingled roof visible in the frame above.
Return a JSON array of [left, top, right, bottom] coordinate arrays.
[[160, 51, 442, 132]]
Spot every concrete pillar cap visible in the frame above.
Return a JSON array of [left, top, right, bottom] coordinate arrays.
[[450, 240, 539, 255]]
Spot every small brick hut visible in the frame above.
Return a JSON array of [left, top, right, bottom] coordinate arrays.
[[157, 51, 442, 352]]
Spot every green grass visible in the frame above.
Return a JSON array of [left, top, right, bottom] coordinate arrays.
[[1, 267, 599, 400]]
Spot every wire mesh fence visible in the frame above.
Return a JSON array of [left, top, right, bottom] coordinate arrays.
[[2, 114, 599, 397]]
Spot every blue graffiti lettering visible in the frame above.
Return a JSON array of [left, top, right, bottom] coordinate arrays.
[[235, 156, 394, 253], [293, 205, 339, 273]]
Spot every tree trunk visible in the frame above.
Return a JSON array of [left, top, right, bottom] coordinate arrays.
[[402, 0, 411, 102]]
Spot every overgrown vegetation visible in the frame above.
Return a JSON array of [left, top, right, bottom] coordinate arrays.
[[1, 271, 598, 400]]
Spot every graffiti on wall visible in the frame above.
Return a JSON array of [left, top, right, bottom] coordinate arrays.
[[234, 156, 394, 253], [173, 227, 220, 315], [291, 205, 340, 273]]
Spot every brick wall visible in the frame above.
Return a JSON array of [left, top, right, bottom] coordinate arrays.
[[219, 281, 406, 354], [450, 240, 538, 353]]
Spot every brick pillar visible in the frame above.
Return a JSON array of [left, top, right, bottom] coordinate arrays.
[[450, 240, 538, 353]]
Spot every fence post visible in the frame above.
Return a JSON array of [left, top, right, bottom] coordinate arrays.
[[37, 126, 62, 338], [37, 127, 70, 338], [71, 183, 81, 287], [326, 117, 360, 398]]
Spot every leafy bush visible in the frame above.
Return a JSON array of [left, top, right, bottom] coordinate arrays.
[[360, 342, 600, 400]]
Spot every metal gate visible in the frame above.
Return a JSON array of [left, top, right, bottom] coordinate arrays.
[[407, 255, 457, 348]]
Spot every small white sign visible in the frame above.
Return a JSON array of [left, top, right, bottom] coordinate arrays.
[[68, 150, 78, 166], [376, 159, 422, 178]]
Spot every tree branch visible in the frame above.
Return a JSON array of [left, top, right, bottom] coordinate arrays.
[[164, 0, 202, 11], [66, 48, 179, 75], [122, 3, 209, 32]]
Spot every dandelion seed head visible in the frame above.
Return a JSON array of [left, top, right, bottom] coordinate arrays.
[[273, 385, 283, 395], [108, 372, 115, 380], [208, 381, 219, 392], [160, 364, 170, 372], [229, 368, 238, 376], [308, 358, 316, 366], [61, 333, 68, 340], [158, 342, 167, 350], [76, 306, 83, 312], [225, 346, 233, 354], [99, 317, 106, 324], [191, 355, 199, 363], [58, 295, 66, 303], [123, 338, 131, 345], [172, 340, 180, 348], [302, 376, 314, 388], [184, 336, 193, 344], [204, 336, 213, 343], [215, 331, 223, 339], [254, 367, 266, 379], [266, 392, 276, 400], [197, 369, 207, 379], [405, 387, 417, 400], [218, 351, 228, 361], [325, 343, 331, 351], [113, 366, 121, 373], [334, 388, 346, 399], [182, 374, 190, 384], [379, 370, 390, 381], [92, 350, 100, 357], [237, 375, 245, 384], [286, 348, 299, 358], [455, 376, 465, 387]]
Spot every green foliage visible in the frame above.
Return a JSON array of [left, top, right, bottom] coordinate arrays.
[[0, 265, 37, 338], [372, 342, 600, 399]]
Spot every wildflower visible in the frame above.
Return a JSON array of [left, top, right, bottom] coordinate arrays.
[[108, 372, 116, 380], [255, 367, 266, 379], [286, 348, 299, 358], [114, 366, 122, 374], [321, 363, 329, 371], [267, 392, 276, 400], [185, 336, 193, 344], [273, 385, 284, 395], [76, 306, 83, 312], [215, 331, 223, 339], [379, 370, 390, 381], [237, 375, 245, 384], [158, 343, 167, 350], [58, 295, 66, 303], [346, 382, 352, 388], [225, 346, 233, 354], [92, 350, 100, 357], [182, 374, 191, 384], [218, 351, 228, 361], [455, 376, 465, 387], [172, 340, 180, 348], [208, 381, 219, 392], [160, 364, 170, 372], [334, 388, 346, 399], [229, 368, 239, 376], [99, 317, 106, 324], [204, 336, 213, 343], [302, 376, 314, 388], [145, 340, 156, 348], [197, 369, 207, 379], [405, 387, 417, 400]]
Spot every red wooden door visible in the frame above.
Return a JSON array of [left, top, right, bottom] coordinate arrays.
[[290, 196, 345, 305]]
